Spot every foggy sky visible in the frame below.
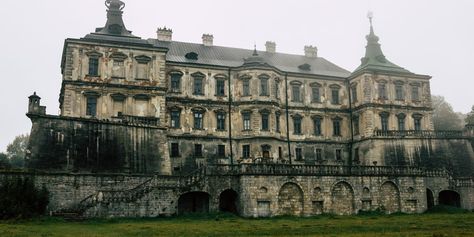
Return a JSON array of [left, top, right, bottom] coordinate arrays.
[[0, 0, 473, 152]]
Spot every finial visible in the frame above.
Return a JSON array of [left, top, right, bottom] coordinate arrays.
[[253, 43, 258, 56], [105, 0, 125, 11], [367, 11, 374, 34]]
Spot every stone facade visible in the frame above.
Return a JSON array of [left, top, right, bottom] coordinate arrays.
[[17, 0, 474, 218]]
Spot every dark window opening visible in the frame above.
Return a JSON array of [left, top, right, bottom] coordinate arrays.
[[312, 87, 321, 103], [260, 79, 269, 96], [242, 79, 250, 96], [331, 89, 339, 104], [171, 110, 181, 128], [295, 148, 303, 161], [88, 58, 99, 76], [275, 114, 281, 132], [313, 117, 322, 136], [242, 145, 250, 158], [335, 149, 342, 161], [171, 143, 180, 157], [414, 117, 422, 131], [351, 86, 358, 102], [292, 85, 301, 102], [194, 144, 203, 158], [261, 113, 269, 131], [218, 145, 226, 158], [333, 119, 341, 136], [316, 148, 323, 161], [395, 85, 404, 100], [216, 79, 225, 96], [411, 86, 419, 101], [293, 116, 302, 135], [86, 97, 97, 117], [378, 83, 387, 99], [353, 116, 360, 135], [194, 78, 204, 95], [171, 74, 182, 92]]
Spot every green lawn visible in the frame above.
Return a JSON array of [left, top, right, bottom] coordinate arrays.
[[1, 212, 473, 237]]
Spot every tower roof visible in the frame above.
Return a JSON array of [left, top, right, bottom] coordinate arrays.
[[93, 0, 138, 38], [352, 13, 411, 75]]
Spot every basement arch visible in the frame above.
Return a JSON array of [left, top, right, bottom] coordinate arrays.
[[439, 190, 461, 208]]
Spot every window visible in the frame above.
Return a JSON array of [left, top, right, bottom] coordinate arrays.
[[216, 112, 226, 130], [112, 60, 125, 78], [331, 88, 340, 104], [194, 144, 203, 157], [335, 149, 342, 161], [353, 116, 360, 135], [313, 117, 322, 136], [86, 97, 97, 116], [242, 79, 250, 96], [135, 56, 151, 80], [278, 147, 282, 159], [170, 110, 181, 128], [295, 148, 303, 161], [218, 145, 226, 158], [275, 113, 281, 132], [170, 73, 182, 92], [194, 111, 203, 129], [216, 79, 225, 96], [395, 84, 404, 100], [316, 148, 323, 161], [261, 113, 269, 131], [292, 85, 301, 102], [88, 58, 99, 76], [312, 86, 321, 103], [275, 81, 280, 99], [194, 77, 204, 95], [260, 78, 269, 96], [243, 112, 251, 130], [413, 114, 422, 131], [380, 112, 389, 132], [378, 83, 387, 99], [293, 115, 302, 135], [333, 118, 342, 136], [351, 85, 358, 102], [397, 114, 406, 131], [354, 148, 359, 162], [242, 145, 250, 158], [411, 85, 419, 101], [171, 143, 180, 157]]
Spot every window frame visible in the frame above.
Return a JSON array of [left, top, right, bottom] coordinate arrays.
[[217, 145, 226, 158], [193, 110, 204, 129], [194, 144, 203, 158], [293, 115, 302, 135], [170, 143, 180, 158], [332, 117, 342, 136], [216, 112, 226, 131], [242, 112, 251, 131], [170, 109, 181, 128], [295, 148, 303, 161], [216, 79, 226, 96], [242, 145, 250, 158], [313, 116, 323, 136]]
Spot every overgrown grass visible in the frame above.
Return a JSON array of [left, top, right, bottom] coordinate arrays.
[[1, 211, 473, 237]]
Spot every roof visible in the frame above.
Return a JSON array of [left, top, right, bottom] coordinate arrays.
[[150, 39, 351, 78]]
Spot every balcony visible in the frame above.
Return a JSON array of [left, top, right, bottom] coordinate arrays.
[[111, 114, 160, 127], [373, 130, 465, 138]]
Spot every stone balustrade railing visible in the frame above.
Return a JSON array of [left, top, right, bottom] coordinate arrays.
[[112, 114, 160, 127], [373, 130, 465, 138]]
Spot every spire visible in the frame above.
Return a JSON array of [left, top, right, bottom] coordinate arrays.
[[95, 0, 136, 37], [353, 12, 411, 75], [243, 44, 266, 66], [253, 44, 259, 56]]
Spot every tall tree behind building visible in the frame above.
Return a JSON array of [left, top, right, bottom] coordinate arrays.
[[6, 134, 29, 168], [431, 95, 464, 130], [466, 105, 474, 125]]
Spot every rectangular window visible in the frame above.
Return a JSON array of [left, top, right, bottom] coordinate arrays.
[[312, 87, 321, 103], [261, 113, 269, 131], [217, 145, 226, 158], [353, 116, 359, 135], [260, 79, 269, 96], [411, 86, 419, 101], [194, 78, 204, 95], [171, 143, 180, 157], [216, 113, 226, 130], [378, 83, 387, 99], [275, 82, 280, 99], [335, 149, 342, 161], [292, 86, 301, 102], [313, 117, 322, 136], [88, 58, 99, 76], [351, 86, 358, 102], [170, 110, 181, 128], [414, 118, 422, 131], [112, 60, 125, 78], [316, 148, 323, 161], [86, 97, 97, 117], [243, 113, 251, 130], [242, 145, 250, 158], [333, 119, 341, 136], [295, 148, 303, 160], [194, 112, 203, 129], [398, 117, 405, 131], [216, 79, 225, 96], [354, 148, 359, 162], [381, 115, 389, 132], [395, 85, 404, 100], [171, 74, 181, 92], [276, 114, 280, 132], [243, 79, 250, 96], [293, 117, 302, 135], [194, 144, 203, 157], [331, 89, 339, 104], [278, 147, 282, 159], [136, 63, 149, 79]]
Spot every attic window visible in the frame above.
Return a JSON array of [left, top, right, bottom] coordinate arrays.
[[185, 52, 199, 60], [298, 63, 311, 71]]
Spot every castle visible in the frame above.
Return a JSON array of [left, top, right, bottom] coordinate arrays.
[[20, 0, 474, 217]]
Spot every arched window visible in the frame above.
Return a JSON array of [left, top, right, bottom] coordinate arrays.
[[413, 113, 423, 131]]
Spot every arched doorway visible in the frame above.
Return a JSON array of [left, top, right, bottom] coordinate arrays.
[[178, 192, 210, 215], [331, 181, 354, 215], [439, 190, 461, 207], [380, 181, 401, 214], [219, 189, 239, 214], [278, 182, 304, 216], [426, 189, 434, 209]]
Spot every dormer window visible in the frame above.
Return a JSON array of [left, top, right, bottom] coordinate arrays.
[[298, 63, 311, 71], [185, 52, 199, 60]]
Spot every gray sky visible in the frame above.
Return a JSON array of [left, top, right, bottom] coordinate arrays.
[[0, 0, 473, 152]]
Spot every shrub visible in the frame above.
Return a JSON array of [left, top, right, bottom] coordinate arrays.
[[0, 177, 49, 219]]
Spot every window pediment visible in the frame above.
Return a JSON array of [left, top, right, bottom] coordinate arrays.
[[396, 113, 406, 118], [169, 70, 184, 76], [191, 107, 206, 113], [110, 93, 126, 101], [258, 73, 270, 79], [329, 84, 341, 89], [109, 52, 128, 61], [135, 55, 152, 64], [310, 82, 322, 87], [191, 71, 206, 78], [290, 80, 302, 86], [214, 74, 228, 80], [412, 113, 423, 119], [239, 74, 252, 80], [133, 94, 150, 100], [83, 91, 100, 97], [86, 51, 103, 58], [379, 112, 390, 118]]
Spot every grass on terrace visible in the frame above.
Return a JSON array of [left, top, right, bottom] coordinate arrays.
[[0, 209, 473, 237]]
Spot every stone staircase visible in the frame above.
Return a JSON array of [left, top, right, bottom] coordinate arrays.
[[52, 167, 207, 219]]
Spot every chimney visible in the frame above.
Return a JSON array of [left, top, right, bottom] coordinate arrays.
[[202, 34, 214, 46], [265, 41, 276, 53], [304, 45, 318, 58], [157, 27, 173, 42]]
